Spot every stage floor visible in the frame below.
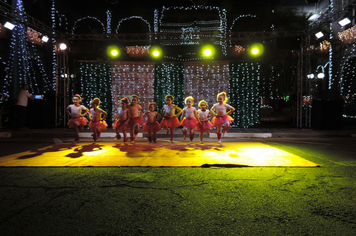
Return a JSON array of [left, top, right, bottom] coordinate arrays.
[[0, 141, 320, 167]]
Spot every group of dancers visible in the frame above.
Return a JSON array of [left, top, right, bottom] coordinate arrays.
[[66, 92, 235, 144]]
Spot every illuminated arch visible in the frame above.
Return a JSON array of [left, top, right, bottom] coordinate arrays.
[[115, 16, 152, 33], [72, 16, 106, 34]]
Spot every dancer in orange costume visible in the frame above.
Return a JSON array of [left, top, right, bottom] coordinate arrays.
[[195, 100, 214, 144], [88, 98, 108, 142], [210, 92, 235, 144], [113, 97, 130, 144], [143, 102, 162, 143], [180, 96, 201, 143], [160, 95, 183, 143], [67, 94, 89, 142]]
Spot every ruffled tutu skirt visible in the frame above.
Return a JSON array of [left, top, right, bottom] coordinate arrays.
[[128, 117, 144, 129], [89, 120, 108, 131], [143, 121, 161, 132], [160, 116, 180, 128], [67, 117, 88, 128], [113, 120, 129, 131], [211, 115, 234, 126], [181, 117, 198, 128], [195, 120, 214, 132]]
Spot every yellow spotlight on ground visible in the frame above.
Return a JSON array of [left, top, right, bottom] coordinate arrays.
[[248, 43, 264, 58], [106, 45, 120, 59], [201, 44, 215, 58], [150, 46, 163, 59]]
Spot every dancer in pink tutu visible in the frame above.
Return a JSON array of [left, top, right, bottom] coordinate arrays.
[[88, 98, 108, 142], [180, 96, 201, 143], [113, 97, 130, 144], [143, 102, 162, 143], [67, 94, 89, 142], [126, 95, 144, 144], [210, 92, 235, 144], [195, 100, 214, 144], [160, 95, 183, 143]]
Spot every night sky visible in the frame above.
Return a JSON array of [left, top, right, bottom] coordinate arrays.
[[23, 0, 313, 24]]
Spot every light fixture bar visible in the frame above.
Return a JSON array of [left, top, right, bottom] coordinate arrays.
[[338, 18, 351, 27]]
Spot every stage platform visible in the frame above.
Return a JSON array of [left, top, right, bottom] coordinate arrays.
[[0, 141, 320, 167]]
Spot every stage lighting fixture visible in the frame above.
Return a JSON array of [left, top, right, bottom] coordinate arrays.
[[315, 32, 324, 39], [307, 74, 315, 79], [338, 18, 351, 27], [248, 43, 264, 58], [59, 43, 67, 51], [41, 35, 49, 42], [150, 46, 162, 59], [317, 73, 325, 79], [4, 22, 15, 30], [106, 45, 120, 59], [201, 44, 215, 58]]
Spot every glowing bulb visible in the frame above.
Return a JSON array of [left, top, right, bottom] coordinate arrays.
[[111, 50, 118, 56], [153, 50, 159, 57], [252, 48, 259, 54], [59, 43, 67, 51], [204, 49, 212, 56]]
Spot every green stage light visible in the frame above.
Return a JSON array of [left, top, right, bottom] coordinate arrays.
[[248, 43, 264, 58], [150, 46, 163, 59], [106, 45, 120, 59], [201, 44, 215, 58]]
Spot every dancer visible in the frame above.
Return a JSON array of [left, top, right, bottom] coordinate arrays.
[[143, 102, 162, 143], [113, 97, 130, 144], [210, 92, 235, 144], [195, 100, 214, 144], [160, 95, 183, 143], [126, 95, 144, 144], [88, 98, 108, 142], [67, 94, 89, 142], [180, 96, 201, 143]]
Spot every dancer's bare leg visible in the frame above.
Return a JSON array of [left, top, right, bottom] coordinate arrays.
[[170, 128, 174, 143], [123, 131, 128, 144], [73, 123, 80, 142], [153, 131, 157, 143]]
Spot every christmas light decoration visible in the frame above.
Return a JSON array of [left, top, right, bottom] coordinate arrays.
[[234, 45, 245, 54], [229, 14, 257, 47], [2, 0, 51, 98], [126, 46, 150, 57], [154, 63, 185, 112], [320, 40, 330, 52], [27, 27, 43, 45], [115, 16, 152, 34], [229, 62, 260, 128], [329, 0, 334, 89], [106, 10, 112, 34], [79, 61, 113, 126], [340, 43, 356, 96], [111, 62, 155, 120], [155, 5, 227, 55], [72, 16, 106, 34], [338, 25, 356, 43], [184, 61, 229, 112]]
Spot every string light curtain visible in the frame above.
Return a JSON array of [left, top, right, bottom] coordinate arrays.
[[111, 61, 155, 120], [154, 63, 185, 112], [229, 62, 260, 128], [184, 61, 230, 110], [79, 61, 112, 126], [2, 0, 51, 99]]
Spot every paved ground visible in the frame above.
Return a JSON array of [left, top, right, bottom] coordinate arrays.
[[0, 134, 356, 235]]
